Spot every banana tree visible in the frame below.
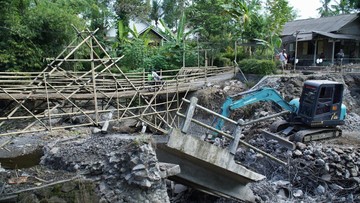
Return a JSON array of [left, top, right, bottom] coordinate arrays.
[[114, 20, 154, 48], [222, 0, 261, 56], [159, 11, 202, 67]]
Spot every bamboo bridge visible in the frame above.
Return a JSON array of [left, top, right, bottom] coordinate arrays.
[[0, 28, 236, 137]]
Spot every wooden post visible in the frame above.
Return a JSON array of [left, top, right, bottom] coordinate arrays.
[[229, 119, 244, 155], [181, 97, 198, 134], [183, 40, 186, 68], [116, 81, 119, 120], [205, 50, 208, 83], [197, 38, 200, 68], [166, 81, 169, 124], [143, 69, 145, 89], [176, 75, 180, 127]]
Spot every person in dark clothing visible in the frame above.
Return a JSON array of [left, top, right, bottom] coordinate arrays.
[[335, 49, 344, 72]]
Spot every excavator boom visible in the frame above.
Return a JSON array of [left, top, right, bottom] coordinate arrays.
[[215, 88, 297, 131]]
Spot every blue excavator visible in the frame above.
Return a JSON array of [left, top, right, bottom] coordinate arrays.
[[214, 80, 346, 143]]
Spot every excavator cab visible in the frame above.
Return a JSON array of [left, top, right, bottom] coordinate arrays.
[[298, 80, 346, 127]]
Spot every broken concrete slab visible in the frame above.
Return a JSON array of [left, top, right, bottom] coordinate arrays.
[[156, 128, 265, 202]]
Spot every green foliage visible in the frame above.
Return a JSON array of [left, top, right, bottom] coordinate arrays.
[[114, 0, 150, 26], [118, 37, 201, 73], [161, 0, 187, 29], [265, 0, 295, 36], [25, 1, 84, 56], [0, 0, 86, 72], [238, 59, 276, 75], [149, 0, 162, 26], [120, 39, 149, 72], [317, 0, 359, 16]]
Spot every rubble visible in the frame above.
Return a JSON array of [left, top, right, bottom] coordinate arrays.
[[190, 74, 360, 202], [40, 134, 174, 203]]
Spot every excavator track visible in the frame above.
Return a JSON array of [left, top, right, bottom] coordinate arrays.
[[290, 128, 342, 143]]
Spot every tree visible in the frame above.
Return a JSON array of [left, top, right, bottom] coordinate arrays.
[[187, 0, 234, 42], [331, 0, 356, 14], [0, 0, 85, 72], [265, 0, 295, 36], [318, 0, 333, 17], [263, 0, 295, 55], [113, 0, 150, 27], [149, 0, 162, 27], [161, 0, 188, 29], [317, 0, 360, 16]]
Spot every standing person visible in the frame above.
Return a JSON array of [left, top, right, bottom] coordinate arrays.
[[152, 70, 162, 83], [278, 49, 288, 72], [151, 70, 164, 90], [335, 49, 344, 72]]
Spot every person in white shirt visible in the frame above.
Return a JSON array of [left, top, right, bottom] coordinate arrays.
[[278, 49, 288, 72], [151, 71, 161, 82]]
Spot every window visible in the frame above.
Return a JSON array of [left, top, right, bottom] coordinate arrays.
[[318, 87, 333, 102]]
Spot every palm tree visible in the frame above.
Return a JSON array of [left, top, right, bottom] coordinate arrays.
[[317, 0, 333, 17], [222, 0, 262, 55], [149, 0, 162, 27], [331, 0, 354, 14]]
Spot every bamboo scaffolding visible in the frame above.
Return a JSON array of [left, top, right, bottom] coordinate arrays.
[[0, 27, 236, 137]]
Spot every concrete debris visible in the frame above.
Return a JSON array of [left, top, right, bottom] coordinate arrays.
[[316, 184, 326, 195], [40, 135, 171, 203], [158, 163, 181, 178], [292, 189, 303, 198]]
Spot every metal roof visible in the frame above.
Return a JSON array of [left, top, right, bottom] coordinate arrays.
[[282, 13, 359, 36]]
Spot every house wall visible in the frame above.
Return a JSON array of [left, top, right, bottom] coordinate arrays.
[[286, 39, 360, 66], [144, 31, 163, 46], [317, 40, 359, 64]]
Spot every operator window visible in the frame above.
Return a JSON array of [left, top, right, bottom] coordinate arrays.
[[318, 87, 333, 102], [333, 84, 342, 104]]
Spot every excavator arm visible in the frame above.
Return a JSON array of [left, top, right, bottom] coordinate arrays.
[[215, 88, 297, 130]]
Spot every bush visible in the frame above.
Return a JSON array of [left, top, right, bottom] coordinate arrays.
[[238, 59, 276, 75]]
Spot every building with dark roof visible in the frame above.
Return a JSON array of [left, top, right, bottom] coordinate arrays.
[[281, 13, 360, 67]]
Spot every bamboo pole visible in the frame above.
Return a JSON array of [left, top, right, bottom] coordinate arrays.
[[0, 88, 50, 130], [44, 72, 52, 131], [90, 37, 99, 126]]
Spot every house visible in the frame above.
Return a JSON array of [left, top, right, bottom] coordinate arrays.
[[281, 13, 360, 67], [106, 19, 168, 46]]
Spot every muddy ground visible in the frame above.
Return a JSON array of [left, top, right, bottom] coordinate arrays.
[[1, 72, 360, 203]]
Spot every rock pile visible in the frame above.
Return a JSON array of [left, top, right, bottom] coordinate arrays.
[[236, 136, 360, 202], [288, 143, 360, 201], [41, 135, 172, 203]]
